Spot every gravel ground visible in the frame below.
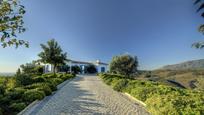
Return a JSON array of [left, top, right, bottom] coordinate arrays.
[[24, 75, 149, 115]]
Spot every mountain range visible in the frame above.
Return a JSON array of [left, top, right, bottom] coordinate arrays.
[[160, 59, 204, 70]]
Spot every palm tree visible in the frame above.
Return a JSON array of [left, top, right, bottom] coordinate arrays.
[[38, 39, 68, 75], [193, 0, 204, 49]]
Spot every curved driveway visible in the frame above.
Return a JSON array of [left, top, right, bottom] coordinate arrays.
[[25, 75, 149, 115]]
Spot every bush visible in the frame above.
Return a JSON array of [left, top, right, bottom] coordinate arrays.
[[25, 83, 42, 89], [9, 102, 26, 112], [112, 79, 128, 91], [109, 54, 138, 77], [99, 73, 204, 114], [33, 76, 46, 83], [16, 74, 33, 86], [60, 74, 75, 81], [20, 62, 44, 75], [72, 65, 82, 74], [71, 65, 81, 74], [0, 108, 3, 115], [42, 73, 56, 78], [25, 83, 52, 96], [145, 94, 204, 115], [85, 64, 97, 74], [51, 78, 63, 85], [63, 74, 75, 79], [6, 88, 26, 100], [0, 85, 5, 95], [36, 83, 52, 96], [46, 81, 57, 91], [23, 89, 45, 102]]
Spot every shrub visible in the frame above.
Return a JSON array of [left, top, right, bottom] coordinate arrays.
[[109, 54, 138, 77], [16, 74, 33, 86], [71, 65, 81, 74], [36, 83, 52, 96], [51, 78, 63, 85], [0, 108, 3, 115], [25, 83, 42, 89], [23, 89, 45, 102], [85, 64, 97, 74], [9, 102, 26, 112], [99, 73, 204, 114], [25, 83, 52, 96], [42, 73, 56, 78], [112, 79, 128, 91], [33, 76, 46, 83], [46, 81, 57, 91], [0, 85, 5, 94], [6, 88, 26, 100], [145, 94, 204, 115], [61, 74, 75, 80], [20, 62, 44, 75]]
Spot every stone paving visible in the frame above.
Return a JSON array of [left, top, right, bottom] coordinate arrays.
[[23, 75, 149, 115]]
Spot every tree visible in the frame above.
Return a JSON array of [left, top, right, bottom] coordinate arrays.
[[0, 0, 28, 48], [85, 64, 97, 74], [16, 74, 33, 86], [20, 61, 44, 75], [71, 65, 81, 74], [59, 65, 70, 73], [38, 39, 68, 74], [16, 68, 21, 76], [193, 0, 204, 49], [109, 54, 138, 77]]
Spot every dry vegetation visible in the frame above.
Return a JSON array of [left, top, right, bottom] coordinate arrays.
[[137, 69, 204, 91]]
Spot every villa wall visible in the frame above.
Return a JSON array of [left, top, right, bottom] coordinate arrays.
[[44, 60, 108, 74]]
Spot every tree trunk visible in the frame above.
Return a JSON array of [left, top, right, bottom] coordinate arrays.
[[53, 64, 56, 75]]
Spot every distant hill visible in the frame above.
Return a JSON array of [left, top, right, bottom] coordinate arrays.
[[0, 72, 15, 76], [160, 59, 204, 70]]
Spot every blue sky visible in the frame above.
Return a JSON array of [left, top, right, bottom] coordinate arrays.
[[0, 0, 204, 72]]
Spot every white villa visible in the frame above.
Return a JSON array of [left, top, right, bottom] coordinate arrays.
[[44, 60, 108, 74]]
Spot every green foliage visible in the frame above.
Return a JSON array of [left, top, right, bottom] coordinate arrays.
[[99, 73, 204, 114], [0, 73, 75, 114], [37, 84, 52, 96], [0, 85, 5, 94], [6, 88, 26, 100], [38, 39, 68, 74], [85, 64, 97, 74], [46, 81, 57, 91], [193, 0, 204, 49], [33, 76, 46, 83], [15, 74, 33, 86], [59, 65, 70, 73], [112, 79, 128, 91], [0, 108, 3, 115], [20, 61, 44, 75], [109, 54, 138, 77], [9, 102, 26, 112], [146, 94, 204, 115], [16, 68, 21, 76], [25, 83, 52, 96], [0, 0, 28, 48], [23, 89, 45, 102], [58, 73, 75, 81], [51, 78, 63, 85], [71, 65, 81, 74]]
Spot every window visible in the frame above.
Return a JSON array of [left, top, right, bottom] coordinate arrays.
[[101, 67, 105, 72]]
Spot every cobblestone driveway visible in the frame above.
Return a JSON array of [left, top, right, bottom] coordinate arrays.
[[24, 75, 149, 115]]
